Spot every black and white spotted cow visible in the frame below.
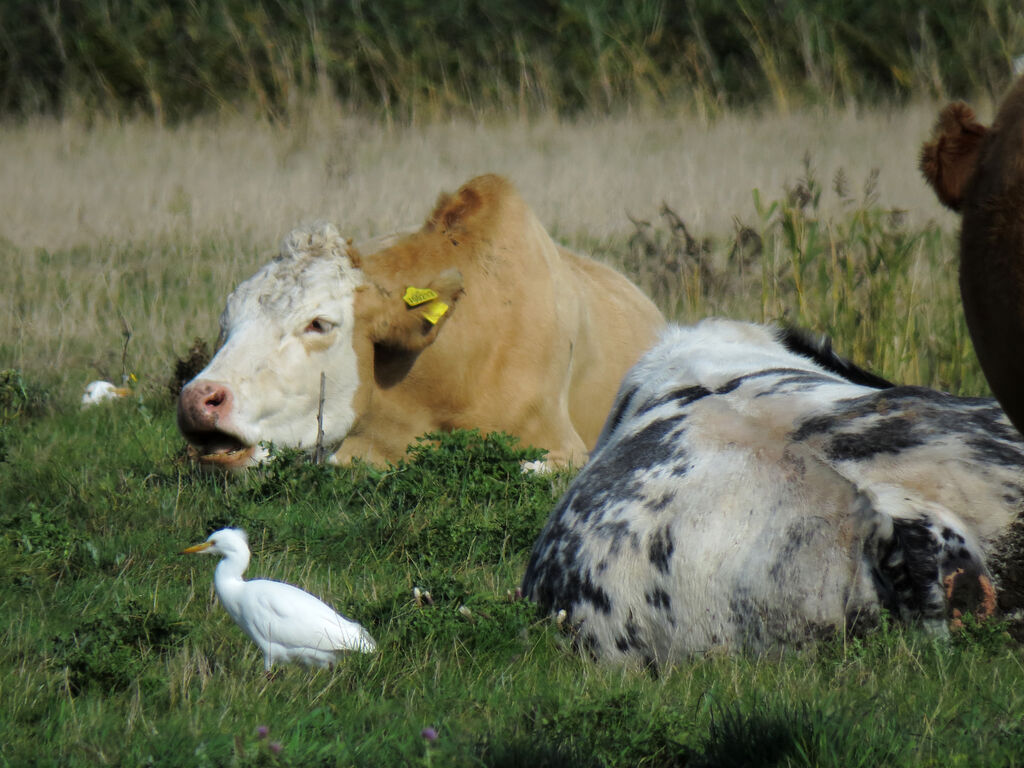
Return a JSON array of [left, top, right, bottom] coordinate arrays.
[[522, 318, 1024, 666]]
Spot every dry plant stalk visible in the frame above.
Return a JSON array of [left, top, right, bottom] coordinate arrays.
[[314, 371, 326, 465]]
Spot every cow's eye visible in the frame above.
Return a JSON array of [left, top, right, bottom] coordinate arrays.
[[304, 318, 334, 334]]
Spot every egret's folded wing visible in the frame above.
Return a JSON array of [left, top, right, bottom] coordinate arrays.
[[245, 580, 374, 652]]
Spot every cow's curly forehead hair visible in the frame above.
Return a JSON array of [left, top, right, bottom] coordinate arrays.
[[220, 221, 363, 330], [277, 221, 353, 265], [266, 221, 363, 299]]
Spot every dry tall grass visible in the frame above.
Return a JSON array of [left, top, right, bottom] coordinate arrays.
[[2, 103, 963, 252], [0, 102, 969, 398]]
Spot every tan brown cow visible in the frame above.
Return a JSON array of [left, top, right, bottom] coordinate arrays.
[[920, 74, 1024, 434], [177, 174, 665, 468]]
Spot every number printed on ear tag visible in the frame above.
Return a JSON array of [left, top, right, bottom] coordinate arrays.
[[403, 286, 439, 307]]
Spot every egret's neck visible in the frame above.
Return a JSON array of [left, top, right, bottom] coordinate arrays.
[[213, 551, 249, 601]]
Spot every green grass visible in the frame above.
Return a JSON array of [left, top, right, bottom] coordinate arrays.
[[2, 407, 1024, 767]]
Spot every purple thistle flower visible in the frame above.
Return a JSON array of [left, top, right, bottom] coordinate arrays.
[[256, 725, 270, 740], [421, 727, 439, 742], [268, 741, 283, 754]]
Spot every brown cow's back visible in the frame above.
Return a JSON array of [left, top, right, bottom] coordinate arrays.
[[557, 247, 665, 446], [344, 174, 665, 466]]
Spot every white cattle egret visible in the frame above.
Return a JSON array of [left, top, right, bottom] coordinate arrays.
[[182, 528, 376, 671], [81, 380, 131, 407]]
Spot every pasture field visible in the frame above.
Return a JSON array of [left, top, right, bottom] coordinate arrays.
[[0, 102, 978, 395], [2, 107, 1022, 766]]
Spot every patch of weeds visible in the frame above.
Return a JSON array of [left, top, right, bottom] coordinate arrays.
[[398, 429, 547, 491], [0, 369, 49, 422], [369, 430, 557, 564], [2, 501, 80, 561], [0, 369, 49, 462], [622, 204, 718, 311], [478, 735, 600, 768], [242, 430, 559, 567], [375, 584, 538, 657], [812, 608, 906, 667], [986, 717, 1024, 758], [49, 597, 188, 695], [529, 689, 691, 767], [0, 480, 90, 589], [246, 428, 550, 507], [167, 337, 211, 400], [753, 157, 936, 376], [817, 608, 1019, 672], [242, 444, 339, 505], [949, 613, 1016, 653], [692, 699, 903, 768], [0, 495, 130, 580], [401, 497, 551, 568]]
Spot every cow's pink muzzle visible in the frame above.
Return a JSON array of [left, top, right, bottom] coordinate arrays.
[[178, 379, 253, 468]]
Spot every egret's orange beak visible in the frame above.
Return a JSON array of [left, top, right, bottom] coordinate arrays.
[[181, 541, 214, 554]]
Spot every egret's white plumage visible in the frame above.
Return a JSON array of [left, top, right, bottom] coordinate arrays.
[[81, 380, 131, 407], [183, 528, 376, 671]]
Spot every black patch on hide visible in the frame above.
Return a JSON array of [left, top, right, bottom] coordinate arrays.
[[776, 326, 895, 389], [648, 525, 675, 575]]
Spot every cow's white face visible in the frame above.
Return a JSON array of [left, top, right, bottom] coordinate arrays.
[[178, 225, 363, 468]]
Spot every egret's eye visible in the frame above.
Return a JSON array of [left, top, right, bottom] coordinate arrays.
[[304, 318, 334, 334]]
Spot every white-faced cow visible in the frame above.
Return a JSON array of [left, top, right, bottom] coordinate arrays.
[[522, 319, 1024, 667], [177, 174, 665, 468]]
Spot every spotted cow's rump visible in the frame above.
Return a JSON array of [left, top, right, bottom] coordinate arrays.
[[522, 319, 1024, 666]]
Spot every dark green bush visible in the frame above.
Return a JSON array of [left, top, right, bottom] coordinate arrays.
[[518, 688, 692, 768], [242, 430, 556, 567], [692, 699, 906, 768], [1, 0, 1019, 121], [49, 598, 188, 695], [0, 369, 49, 463]]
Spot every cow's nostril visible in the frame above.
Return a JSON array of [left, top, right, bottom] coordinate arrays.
[[178, 380, 242, 455]]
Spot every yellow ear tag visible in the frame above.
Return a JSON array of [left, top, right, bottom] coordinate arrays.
[[403, 286, 439, 307], [421, 300, 449, 325]]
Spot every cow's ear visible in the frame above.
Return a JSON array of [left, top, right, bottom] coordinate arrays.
[[425, 185, 483, 236], [345, 240, 363, 269], [920, 102, 988, 211], [363, 268, 465, 353]]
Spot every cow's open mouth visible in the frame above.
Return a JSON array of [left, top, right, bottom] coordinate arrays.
[[184, 432, 255, 468]]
